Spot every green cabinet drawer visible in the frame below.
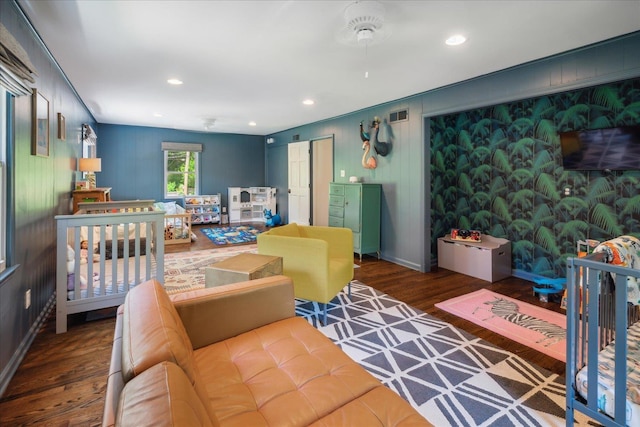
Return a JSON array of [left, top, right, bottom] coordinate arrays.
[[329, 183, 345, 196], [329, 195, 344, 207], [329, 206, 344, 218], [329, 216, 344, 227], [328, 182, 380, 260]]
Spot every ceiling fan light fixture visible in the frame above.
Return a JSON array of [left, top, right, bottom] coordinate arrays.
[[344, 1, 385, 32], [357, 28, 374, 44], [336, 0, 390, 47]]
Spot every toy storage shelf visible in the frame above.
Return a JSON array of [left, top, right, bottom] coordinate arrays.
[[437, 234, 511, 282], [185, 194, 221, 225]]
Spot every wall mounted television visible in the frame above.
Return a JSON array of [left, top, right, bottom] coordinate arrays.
[[559, 125, 640, 171]]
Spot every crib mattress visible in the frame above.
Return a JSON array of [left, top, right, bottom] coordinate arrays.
[[67, 255, 155, 300], [575, 320, 640, 426]]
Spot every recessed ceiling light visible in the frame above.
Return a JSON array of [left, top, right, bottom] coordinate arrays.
[[167, 78, 183, 85], [153, 113, 163, 117], [303, 99, 315, 105], [445, 34, 466, 46], [249, 121, 257, 127]]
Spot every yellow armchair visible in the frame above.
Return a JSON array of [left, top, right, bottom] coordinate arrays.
[[257, 223, 354, 323]]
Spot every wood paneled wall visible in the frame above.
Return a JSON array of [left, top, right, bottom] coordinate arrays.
[[0, 1, 95, 396]]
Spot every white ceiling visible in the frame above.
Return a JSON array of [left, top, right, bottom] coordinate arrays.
[[17, 0, 640, 136]]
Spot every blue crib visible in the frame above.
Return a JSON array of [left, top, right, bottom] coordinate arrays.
[[565, 247, 640, 427]]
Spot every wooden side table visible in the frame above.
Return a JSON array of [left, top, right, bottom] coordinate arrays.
[[205, 253, 283, 288], [72, 187, 112, 213]]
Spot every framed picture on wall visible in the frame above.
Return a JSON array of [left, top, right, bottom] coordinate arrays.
[[31, 88, 49, 157], [57, 112, 66, 140]]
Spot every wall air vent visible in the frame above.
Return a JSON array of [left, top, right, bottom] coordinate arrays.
[[389, 109, 408, 123], [292, 134, 300, 142]]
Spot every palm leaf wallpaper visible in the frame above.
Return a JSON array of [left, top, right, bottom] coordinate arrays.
[[431, 78, 640, 278]]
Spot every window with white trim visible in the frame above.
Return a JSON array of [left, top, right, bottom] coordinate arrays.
[[162, 142, 202, 198]]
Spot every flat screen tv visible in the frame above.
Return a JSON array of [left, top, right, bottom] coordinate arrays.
[[559, 125, 640, 171]]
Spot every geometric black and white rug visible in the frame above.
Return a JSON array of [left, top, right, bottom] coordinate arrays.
[[295, 281, 592, 427]]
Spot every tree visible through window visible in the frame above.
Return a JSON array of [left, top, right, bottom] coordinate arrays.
[[164, 150, 198, 197]]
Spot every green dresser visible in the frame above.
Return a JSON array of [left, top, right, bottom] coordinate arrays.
[[329, 183, 381, 260]]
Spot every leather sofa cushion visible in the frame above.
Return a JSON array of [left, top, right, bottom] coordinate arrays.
[[193, 316, 421, 426], [308, 386, 431, 426], [170, 277, 295, 349], [121, 280, 219, 423], [121, 280, 195, 384], [116, 361, 218, 427]]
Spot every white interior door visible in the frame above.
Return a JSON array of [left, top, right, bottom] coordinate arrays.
[[288, 141, 310, 225], [312, 137, 333, 226]]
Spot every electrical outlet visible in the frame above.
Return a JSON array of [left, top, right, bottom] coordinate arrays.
[[340, 170, 345, 177], [25, 289, 31, 309]]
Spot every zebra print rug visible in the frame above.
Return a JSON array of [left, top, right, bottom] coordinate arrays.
[[296, 282, 589, 426], [435, 289, 566, 362]]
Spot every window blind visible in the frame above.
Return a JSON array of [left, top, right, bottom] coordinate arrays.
[[161, 142, 203, 152], [0, 23, 37, 96]]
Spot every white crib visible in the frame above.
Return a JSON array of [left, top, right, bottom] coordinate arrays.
[[565, 236, 640, 427], [55, 200, 165, 333]]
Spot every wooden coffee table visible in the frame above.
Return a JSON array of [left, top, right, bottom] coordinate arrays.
[[204, 253, 283, 287]]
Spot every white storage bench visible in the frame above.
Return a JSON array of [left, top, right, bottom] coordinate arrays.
[[437, 234, 511, 282]]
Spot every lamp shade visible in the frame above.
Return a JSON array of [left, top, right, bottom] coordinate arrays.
[[78, 157, 101, 172]]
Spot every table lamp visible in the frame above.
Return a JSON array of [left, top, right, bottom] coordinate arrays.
[[78, 157, 101, 189]]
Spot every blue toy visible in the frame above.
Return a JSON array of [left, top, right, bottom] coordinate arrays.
[[532, 277, 566, 302], [264, 209, 282, 227]]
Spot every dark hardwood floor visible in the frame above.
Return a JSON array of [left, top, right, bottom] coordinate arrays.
[[0, 225, 567, 425]]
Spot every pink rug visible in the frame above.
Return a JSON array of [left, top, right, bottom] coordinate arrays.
[[435, 289, 567, 361]]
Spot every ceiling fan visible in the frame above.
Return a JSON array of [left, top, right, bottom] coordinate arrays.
[[335, 0, 392, 47]]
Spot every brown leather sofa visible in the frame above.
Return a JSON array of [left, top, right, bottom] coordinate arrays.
[[103, 275, 432, 426]]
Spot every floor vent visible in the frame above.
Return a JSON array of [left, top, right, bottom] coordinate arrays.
[[389, 109, 408, 123]]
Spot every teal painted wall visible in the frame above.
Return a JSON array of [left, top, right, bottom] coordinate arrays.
[[97, 124, 265, 208], [431, 79, 640, 278], [267, 32, 640, 274], [1, 1, 95, 395], [266, 96, 427, 272]]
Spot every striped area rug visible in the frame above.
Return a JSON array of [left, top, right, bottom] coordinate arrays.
[[297, 282, 590, 427]]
